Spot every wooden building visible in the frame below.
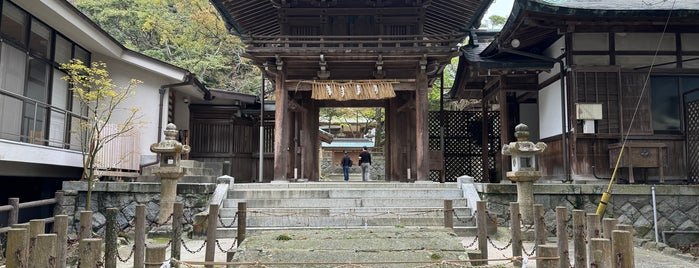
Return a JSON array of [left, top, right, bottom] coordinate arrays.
[[210, 0, 495, 181], [451, 0, 699, 184]]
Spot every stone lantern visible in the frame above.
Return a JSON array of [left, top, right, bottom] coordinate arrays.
[[150, 123, 190, 224], [501, 123, 546, 225]]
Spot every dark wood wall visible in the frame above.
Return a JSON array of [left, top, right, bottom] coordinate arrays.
[[188, 105, 274, 182], [541, 68, 689, 182]]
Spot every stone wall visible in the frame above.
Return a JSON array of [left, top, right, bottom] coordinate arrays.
[[473, 183, 699, 243], [60, 181, 215, 235]]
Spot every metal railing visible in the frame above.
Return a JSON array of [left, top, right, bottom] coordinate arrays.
[[0, 88, 86, 150]]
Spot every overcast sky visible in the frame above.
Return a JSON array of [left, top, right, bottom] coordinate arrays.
[[484, 0, 514, 18]]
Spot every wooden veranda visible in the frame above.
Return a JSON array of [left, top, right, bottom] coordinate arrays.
[[211, 0, 495, 181]]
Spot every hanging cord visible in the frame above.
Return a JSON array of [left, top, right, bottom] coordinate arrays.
[[596, 0, 677, 216]]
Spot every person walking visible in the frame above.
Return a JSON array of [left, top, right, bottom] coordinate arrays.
[[358, 146, 372, 181], [341, 151, 353, 181]]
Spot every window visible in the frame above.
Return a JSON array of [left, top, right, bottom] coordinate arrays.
[[650, 77, 699, 133], [0, 1, 27, 46], [22, 58, 50, 143], [0, 43, 25, 140], [651, 77, 680, 133], [54, 35, 72, 65], [29, 19, 51, 59], [0, 0, 90, 148]]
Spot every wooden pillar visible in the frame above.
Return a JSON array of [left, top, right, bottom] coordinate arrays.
[[7, 228, 28, 268], [534, 204, 547, 246], [481, 96, 490, 182], [603, 217, 619, 239], [536, 245, 559, 268], [105, 208, 118, 268], [612, 230, 634, 268], [79, 238, 103, 268], [35, 234, 57, 268], [382, 101, 392, 181], [572, 210, 587, 268], [443, 200, 453, 229], [555, 207, 569, 268], [415, 71, 429, 181], [590, 238, 612, 267], [29, 219, 46, 265], [53, 215, 69, 268], [205, 204, 219, 268], [509, 202, 523, 267], [476, 201, 488, 265], [79, 211, 93, 240], [498, 83, 509, 183], [273, 70, 290, 181], [387, 96, 401, 181], [309, 103, 320, 180]]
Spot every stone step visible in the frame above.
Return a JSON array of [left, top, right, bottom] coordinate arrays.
[[138, 175, 217, 183], [231, 181, 460, 189], [228, 188, 464, 199], [215, 226, 478, 238], [219, 206, 472, 218], [222, 198, 469, 208]]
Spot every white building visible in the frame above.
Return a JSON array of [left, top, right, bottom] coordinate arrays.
[[0, 0, 211, 180]]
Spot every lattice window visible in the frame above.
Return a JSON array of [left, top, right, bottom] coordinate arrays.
[[573, 70, 620, 134], [428, 111, 500, 182]]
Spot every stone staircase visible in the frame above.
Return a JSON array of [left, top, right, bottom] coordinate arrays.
[[139, 160, 222, 183], [216, 182, 476, 237]]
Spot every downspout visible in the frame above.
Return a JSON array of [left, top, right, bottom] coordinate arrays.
[[499, 47, 572, 183]]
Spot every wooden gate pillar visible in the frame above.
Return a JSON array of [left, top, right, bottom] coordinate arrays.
[[415, 71, 430, 181], [273, 69, 290, 181]]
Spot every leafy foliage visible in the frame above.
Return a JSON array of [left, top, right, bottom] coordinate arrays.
[[74, 0, 260, 94], [61, 59, 143, 210]]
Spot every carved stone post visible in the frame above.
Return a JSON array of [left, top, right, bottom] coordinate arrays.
[[502, 123, 546, 226], [150, 123, 190, 224]]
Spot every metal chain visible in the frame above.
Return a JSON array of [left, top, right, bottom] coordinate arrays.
[[486, 236, 512, 251], [452, 210, 471, 223], [181, 238, 207, 254], [147, 213, 173, 229], [484, 211, 499, 224], [215, 239, 238, 253], [218, 212, 238, 228], [520, 241, 536, 257], [463, 236, 478, 249], [116, 245, 135, 263]]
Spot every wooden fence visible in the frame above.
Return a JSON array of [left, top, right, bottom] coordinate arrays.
[[0, 197, 636, 267], [94, 123, 141, 174]]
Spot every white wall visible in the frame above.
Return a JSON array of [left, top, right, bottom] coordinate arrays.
[[539, 80, 563, 139], [537, 36, 568, 139], [93, 55, 174, 164]]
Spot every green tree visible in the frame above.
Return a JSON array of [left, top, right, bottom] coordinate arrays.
[[74, 0, 260, 93], [429, 57, 459, 111], [488, 15, 507, 29], [61, 59, 143, 210]]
